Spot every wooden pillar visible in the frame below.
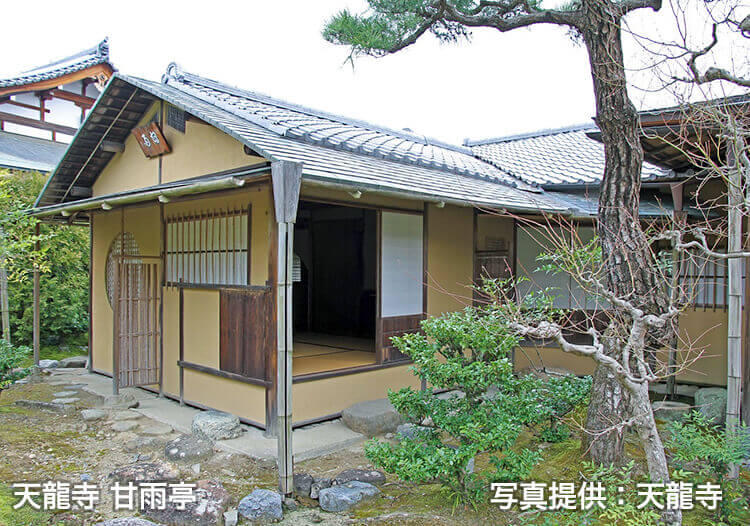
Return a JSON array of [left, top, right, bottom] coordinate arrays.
[[667, 183, 685, 399], [33, 222, 40, 365], [270, 160, 302, 496]]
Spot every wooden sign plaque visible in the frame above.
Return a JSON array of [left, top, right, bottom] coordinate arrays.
[[131, 122, 171, 158]]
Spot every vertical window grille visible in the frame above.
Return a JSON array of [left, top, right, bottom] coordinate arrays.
[[166, 207, 250, 287], [679, 249, 740, 310]]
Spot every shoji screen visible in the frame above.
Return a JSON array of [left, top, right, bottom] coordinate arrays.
[[380, 211, 424, 317]]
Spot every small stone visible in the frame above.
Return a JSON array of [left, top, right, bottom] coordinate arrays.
[[283, 497, 298, 511], [112, 421, 138, 432], [112, 410, 141, 421], [694, 387, 728, 425], [14, 400, 66, 412], [333, 468, 386, 486], [53, 390, 78, 397], [38, 359, 59, 369], [191, 463, 201, 474], [238, 489, 283, 522], [341, 398, 401, 437], [124, 436, 159, 452], [54, 397, 79, 405], [165, 434, 214, 462], [653, 401, 691, 423], [223, 509, 238, 526], [137, 453, 152, 462], [109, 461, 180, 483], [80, 474, 93, 482], [59, 355, 88, 368], [318, 481, 380, 512], [192, 411, 242, 441], [310, 478, 331, 499], [140, 422, 173, 436], [293, 473, 314, 497], [144, 479, 230, 525], [81, 409, 106, 421], [310, 512, 324, 523]]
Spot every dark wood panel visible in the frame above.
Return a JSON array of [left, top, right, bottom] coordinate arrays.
[[220, 289, 273, 381], [379, 314, 424, 362]]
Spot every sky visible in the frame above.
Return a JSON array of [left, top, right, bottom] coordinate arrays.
[[0, 1, 743, 145]]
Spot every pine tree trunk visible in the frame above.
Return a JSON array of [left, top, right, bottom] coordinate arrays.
[[579, 0, 672, 464]]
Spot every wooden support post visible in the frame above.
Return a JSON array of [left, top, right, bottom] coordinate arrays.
[[726, 136, 742, 478], [667, 183, 685, 400], [270, 160, 302, 497], [33, 222, 40, 365]]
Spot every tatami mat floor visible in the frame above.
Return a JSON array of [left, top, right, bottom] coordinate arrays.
[[293, 333, 376, 375]]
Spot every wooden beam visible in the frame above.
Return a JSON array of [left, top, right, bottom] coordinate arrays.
[[44, 89, 97, 108], [0, 110, 77, 135], [0, 99, 50, 113], [100, 140, 125, 153], [69, 186, 93, 198], [0, 63, 114, 98]]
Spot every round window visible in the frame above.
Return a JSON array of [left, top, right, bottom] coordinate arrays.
[[105, 232, 141, 307]]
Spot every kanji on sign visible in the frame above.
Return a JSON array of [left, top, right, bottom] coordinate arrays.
[[168, 482, 197, 511], [42, 481, 71, 510], [519, 481, 547, 510], [578, 481, 607, 510], [548, 482, 577, 510], [71, 482, 99, 510], [111, 481, 138, 511], [695, 482, 722, 511], [12, 483, 41, 510], [665, 481, 693, 511], [637, 483, 665, 510], [140, 482, 168, 511]]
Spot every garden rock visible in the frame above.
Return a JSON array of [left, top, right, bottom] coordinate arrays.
[[223, 509, 238, 526], [309, 478, 331, 499], [341, 398, 401, 437], [38, 359, 59, 369], [124, 436, 160, 452], [109, 461, 180, 483], [55, 397, 79, 405], [653, 401, 691, 423], [333, 469, 386, 486], [112, 421, 138, 432], [238, 489, 283, 522], [140, 422, 173, 436], [192, 411, 242, 441], [53, 390, 78, 397], [95, 519, 160, 526], [396, 423, 431, 440], [144, 479, 229, 526], [59, 355, 88, 368], [293, 473, 314, 497], [103, 393, 139, 409], [14, 400, 65, 412], [165, 434, 214, 462], [318, 481, 380, 512], [694, 387, 727, 425], [81, 409, 106, 421]]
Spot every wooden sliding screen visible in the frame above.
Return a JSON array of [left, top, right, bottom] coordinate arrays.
[[219, 288, 273, 380]]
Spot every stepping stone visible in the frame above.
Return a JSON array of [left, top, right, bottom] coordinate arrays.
[[55, 397, 79, 405], [112, 421, 138, 432], [192, 410, 242, 441], [109, 461, 180, 483], [165, 434, 214, 461], [53, 391, 78, 398], [140, 422, 173, 436], [341, 398, 401, 437], [38, 359, 59, 369], [59, 356, 88, 368], [238, 489, 283, 522], [103, 393, 139, 410], [653, 401, 691, 423], [318, 481, 380, 512], [112, 410, 141, 421], [81, 409, 107, 421]]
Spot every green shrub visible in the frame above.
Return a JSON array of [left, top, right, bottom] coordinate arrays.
[[0, 339, 30, 390], [364, 307, 591, 508]]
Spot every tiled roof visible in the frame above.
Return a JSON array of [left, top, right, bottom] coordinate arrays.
[[162, 65, 532, 190], [466, 124, 674, 188], [0, 131, 67, 172], [0, 38, 111, 89]]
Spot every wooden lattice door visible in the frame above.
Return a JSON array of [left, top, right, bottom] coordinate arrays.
[[113, 259, 161, 391]]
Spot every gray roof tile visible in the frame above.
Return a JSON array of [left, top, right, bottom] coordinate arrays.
[[0, 131, 66, 172], [466, 124, 674, 187]]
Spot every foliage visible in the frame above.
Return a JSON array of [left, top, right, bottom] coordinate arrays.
[[522, 461, 661, 526], [364, 306, 591, 507], [667, 412, 750, 524], [0, 170, 89, 345], [0, 339, 30, 390]]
